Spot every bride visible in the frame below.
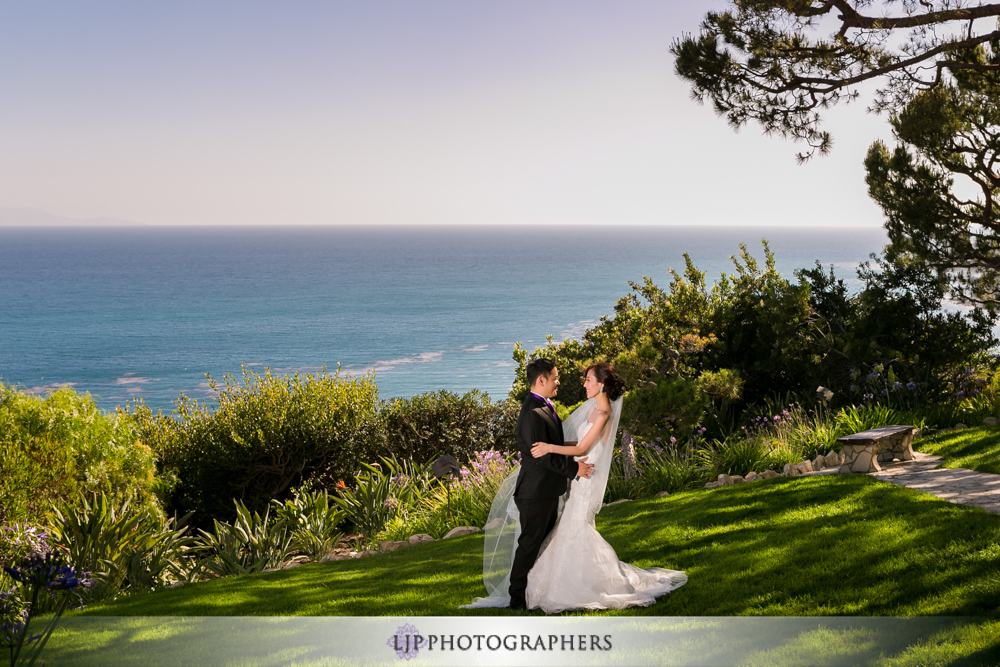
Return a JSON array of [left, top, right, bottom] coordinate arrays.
[[462, 362, 687, 613]]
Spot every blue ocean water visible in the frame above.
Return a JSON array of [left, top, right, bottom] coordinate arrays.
[[0, 225, 886, 411]]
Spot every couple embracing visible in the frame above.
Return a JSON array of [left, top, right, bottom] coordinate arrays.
[[463, 358, 687, 613]]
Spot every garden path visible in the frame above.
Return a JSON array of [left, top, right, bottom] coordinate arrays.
[[803, 451, 1000, 514]]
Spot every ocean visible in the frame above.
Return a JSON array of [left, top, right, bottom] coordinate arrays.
[[0, 225, 887, 412]]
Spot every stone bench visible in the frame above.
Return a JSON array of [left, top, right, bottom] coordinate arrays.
[[837, 425, 918, 473]]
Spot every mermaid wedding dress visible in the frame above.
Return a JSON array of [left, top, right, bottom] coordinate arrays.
[[461, 397, 687, 613]]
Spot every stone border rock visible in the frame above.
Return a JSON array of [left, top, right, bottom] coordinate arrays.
[[705, 450, 845, 488], [376, 527, 482, 554]]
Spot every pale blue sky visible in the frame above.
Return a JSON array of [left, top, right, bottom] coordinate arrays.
[[0, 1, 890, 226]]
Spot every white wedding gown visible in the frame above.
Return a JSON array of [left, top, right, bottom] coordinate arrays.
[[461, 400, 687, 613], [524, 420, 687, 613]]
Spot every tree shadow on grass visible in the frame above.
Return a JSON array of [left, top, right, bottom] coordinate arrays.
[[596, 475, 1000, 618], [75, 537, 485, 617], [75, 475, 1000, 620], [919, 426, 1000, 475]]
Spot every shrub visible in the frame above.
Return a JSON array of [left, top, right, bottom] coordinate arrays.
[[380, 390, 519, 462], [631, 441, 707, 495], [272, 487, 346, 562], [130, 367, 381, 527], [375, 450, 517, 541], [621, 377, 709, 441], [333, 457, 428, 543], [45, 494, 195, 603], [0, 384, 159, 528], [834, 404, 927, 435], [195, 501, 295, 578]]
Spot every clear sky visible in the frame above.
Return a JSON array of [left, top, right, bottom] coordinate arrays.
[[0, 1, 891, 227]]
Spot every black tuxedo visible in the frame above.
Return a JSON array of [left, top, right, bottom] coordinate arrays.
[[508, 394, 578, 608], [513, 394, 578, 497]]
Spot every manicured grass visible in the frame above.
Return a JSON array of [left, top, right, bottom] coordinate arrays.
[[71, 475, 1000, 618], [46, 474, 1000, 664], [917, 425, 1000, 475]]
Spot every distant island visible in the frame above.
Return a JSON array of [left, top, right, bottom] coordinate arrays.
[[0, 206, 145, 226]]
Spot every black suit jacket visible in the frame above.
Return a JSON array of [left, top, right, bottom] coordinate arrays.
[[513, 394, 578, 498]]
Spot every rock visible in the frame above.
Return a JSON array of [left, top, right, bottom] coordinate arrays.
[[320, 554, 353, 562], [783, 463, 800, 477], [379, 540, 410, 553], [168, 581, 185, 588], [744, 471, 761, 482], [760, 470, 781, 479], [824, 450, 841, 468], [984, 417, 1000, 426], [728, 475, 746, 484], [812, 455, 825, 471], [484, 517, 505, 531], [283, 561, 303, 570], [654, 490, 671, 497], [955, 423, 968, 430], [854, 449, 873, 472], [717, 473, 731, 484], [443, 526, 481, 539], [408, 534, 435, 544], [795, 460, 814, 475], [359, 550, 377, 558], [604, 498, 632, 506], [704, 481, 724, 489]]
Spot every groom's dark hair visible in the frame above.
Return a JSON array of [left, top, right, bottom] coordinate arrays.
[[526, 358, 557, 387]]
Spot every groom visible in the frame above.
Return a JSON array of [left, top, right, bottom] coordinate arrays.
[[508, 358, 594, 610]]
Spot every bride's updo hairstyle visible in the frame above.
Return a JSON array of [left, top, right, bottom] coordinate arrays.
[[586, 362, 625, 401]]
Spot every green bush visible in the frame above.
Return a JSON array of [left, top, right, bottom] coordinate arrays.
[[46, 494, 195, 603], [333, 462, 405, 543], [195, 501, 295, 578], [511, 242, 997, 443], [621, 377, 709, 441], [272, 487, 346, 562], [375, 450, 517, 541], [0, 384, 159, 527], [129, 367, 381, 527], [633, 445, 707, 496], [380, 390, 518, 461]]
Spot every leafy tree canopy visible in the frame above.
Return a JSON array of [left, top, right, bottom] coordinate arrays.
[[673, 1, 1000, 160], [865, 59, 1000, 306]]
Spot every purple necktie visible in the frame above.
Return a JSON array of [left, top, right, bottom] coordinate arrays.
[[530, 392, 557, 421]]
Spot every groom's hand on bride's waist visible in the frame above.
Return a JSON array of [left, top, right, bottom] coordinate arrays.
[[576, 457, 594, 480]]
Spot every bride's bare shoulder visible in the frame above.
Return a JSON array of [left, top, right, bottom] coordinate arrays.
[[587, 405, 612, 422]]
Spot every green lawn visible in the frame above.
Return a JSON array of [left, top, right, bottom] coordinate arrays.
[[47, 473, 1000, 664], [917, 425, 1000, 474], [73, 474, 1000, 618]]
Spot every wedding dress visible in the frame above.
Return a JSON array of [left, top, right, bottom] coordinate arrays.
[[461, 397, 687, 612]]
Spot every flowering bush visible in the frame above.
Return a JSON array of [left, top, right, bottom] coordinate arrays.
[[2, 552, 88, 667], [0, 527, 49, 571], [376, 450, 517, 541]]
